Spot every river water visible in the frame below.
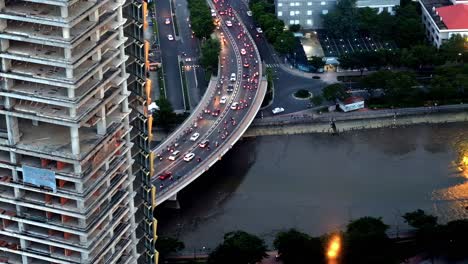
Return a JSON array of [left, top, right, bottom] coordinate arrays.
[[155, 123, 468, 250]]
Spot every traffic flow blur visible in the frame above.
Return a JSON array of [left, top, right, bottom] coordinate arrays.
[[152, 0, 262, 192]]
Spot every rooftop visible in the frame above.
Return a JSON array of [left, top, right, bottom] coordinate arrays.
[[420, 0, 452, 30], [436, 4, 468, 29]]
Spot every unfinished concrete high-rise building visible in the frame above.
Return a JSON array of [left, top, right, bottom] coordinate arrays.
[[0, 0, 142, 262]]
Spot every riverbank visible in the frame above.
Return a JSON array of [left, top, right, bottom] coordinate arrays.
[[244, 106, 468, 137]]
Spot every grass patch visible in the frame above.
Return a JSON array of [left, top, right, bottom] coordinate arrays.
[[156, 66, 167, 99], [179, 61, 190, 111]]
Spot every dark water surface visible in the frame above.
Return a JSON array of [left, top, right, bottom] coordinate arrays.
[[156, 123, 468, 250]]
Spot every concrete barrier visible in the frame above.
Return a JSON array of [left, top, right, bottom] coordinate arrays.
[[243, 111, 468, 137]]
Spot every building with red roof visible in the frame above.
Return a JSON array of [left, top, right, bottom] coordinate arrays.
[[419, 0, 468, 47]]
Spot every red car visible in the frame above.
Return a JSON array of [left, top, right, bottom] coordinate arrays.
[[158, 171, 172, 180]]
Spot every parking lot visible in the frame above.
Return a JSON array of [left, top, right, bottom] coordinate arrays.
[[317, 31, 398, 57]]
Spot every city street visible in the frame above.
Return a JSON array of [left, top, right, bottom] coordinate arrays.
[[152, 1, 266, 201]]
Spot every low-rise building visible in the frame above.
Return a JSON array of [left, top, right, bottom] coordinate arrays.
[[338, 96, 365, 112], [275, 0, 400, 29], [419, 0, 468, 47]]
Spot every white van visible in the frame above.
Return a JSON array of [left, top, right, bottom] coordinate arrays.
[[230, 73, 236, 82], [168, 150, 180, 161]]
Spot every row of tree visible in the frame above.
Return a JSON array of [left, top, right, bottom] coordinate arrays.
[[156, 210, 468, 264], [339, 35, 468, 72], [187, 0, 215, 39], [249, 0, 296, 54], [200, 38, 221, 74], [322, 0, 425, 48], [322, 65, 468, 107]]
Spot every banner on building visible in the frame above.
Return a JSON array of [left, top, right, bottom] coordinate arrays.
[[22, 165, 57, 193]]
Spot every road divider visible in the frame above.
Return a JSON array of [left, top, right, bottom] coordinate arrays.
[[178, 57, 191, 111]]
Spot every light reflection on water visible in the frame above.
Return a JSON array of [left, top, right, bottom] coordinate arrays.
[[157, 123, 468, 249]]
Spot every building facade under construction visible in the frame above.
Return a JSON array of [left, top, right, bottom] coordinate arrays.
[[0, 0, 154, 262]]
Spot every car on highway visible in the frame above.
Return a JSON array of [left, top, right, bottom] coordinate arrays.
[[243, 61, 250, 68], [231, 102, 239, 110], [158, 171, 172, 180], [227, 84, 234, 93], [212, 109, 221, 116], [272, 107, 285, 114], [165, 18, 171, 24], [167, 34, 174, 41], [190, 132, 200, 141], [168, 150, 180, 161], [247, 11, 253, 16], [211, 9, 216, 17], [240, 48, 246, 55], [183, 153, 195, 162], [256, 27, 263, 33], [230, 73, 236, 82], [225, 20, 232, 27], [220, 95, 228, 104], [199, 140, 209, 148]]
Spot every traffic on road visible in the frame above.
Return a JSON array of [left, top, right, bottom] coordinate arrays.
[[152, 0, 263, 194]]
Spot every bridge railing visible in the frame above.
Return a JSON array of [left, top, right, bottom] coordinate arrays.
[[155, 2, 266, 203]]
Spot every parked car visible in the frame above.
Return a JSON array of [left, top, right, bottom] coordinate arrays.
[[272, 107, 285, 114]]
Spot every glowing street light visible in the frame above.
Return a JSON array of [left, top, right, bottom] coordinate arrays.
[[327, 235, 341, 263]]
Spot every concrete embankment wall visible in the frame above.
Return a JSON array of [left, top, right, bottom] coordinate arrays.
[[243, 111, 468, 137]]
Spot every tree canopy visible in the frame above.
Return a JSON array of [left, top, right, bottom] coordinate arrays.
[[322, 83, 348, 101], [187, 0, 215, 39], [273, 229, 325, 264], [155, 236, 185, 262], [207, 231, 267, 264], [200, 38, 221, 72]]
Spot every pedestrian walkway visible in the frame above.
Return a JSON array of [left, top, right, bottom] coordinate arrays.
[[265, 63, 282, 68]]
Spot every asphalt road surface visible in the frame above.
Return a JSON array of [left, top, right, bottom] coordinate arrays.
[[152, 0, 263, 194]]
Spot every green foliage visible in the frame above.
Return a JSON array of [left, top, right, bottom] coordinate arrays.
[[152, 98, 177, 131], [439, 34, 468, 63], [250, 0, 297, 54], [322, 0, 358, 38], [207, 231, 267, 264], [273, 229, 325, 264], [322, 83, 348, 101], [393, 4, 425, 48], [273, 31, 296, 54], [310, 95, 324, 106], [344, 217, 395, 264], [403, 209, 438, 230], [155, 236, 185, 262], [289, 24, 301, 32], [187, 0, 215, 39], [200, 38, 221, 72], [294, 89, 310, 98]]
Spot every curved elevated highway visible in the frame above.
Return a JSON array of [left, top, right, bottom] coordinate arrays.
[[151, 0, 267, 205]]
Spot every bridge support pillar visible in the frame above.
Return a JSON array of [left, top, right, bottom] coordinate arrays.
[[164, 193, 181, 209]]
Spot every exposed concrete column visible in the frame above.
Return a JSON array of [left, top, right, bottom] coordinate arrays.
[[64, 48, 72, 60], [165, 193, 180, 209], [91, 29, 100, 42], [0, 0, 5, 9], [62, 27, 70, 39], [97, 107, 107, 135], [75, 182, 83, 193], [0, 39, 10, 52], [77, 200, 85, 213], [0, 20, 7, 31], [70, 127, 80, 155], [92, 48, 102, 61], [1, 58, 11, 72], [117, 6, 123, 23], [6, 116, 20, 144], [89, 10, 99, 22], [66, 68, 73, 79], [79, 235, 88, 244], [67, 88, 75, 99], [60, 6, 69, 18]]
